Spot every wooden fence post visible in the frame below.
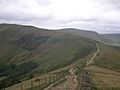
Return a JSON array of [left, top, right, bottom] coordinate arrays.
[[21, 82, 23, 90], [49, 75, 52, 84], [56, 73, 58, 80], [39, 79, 41, 87], [44, 76, 47, 84], [31, 80, 33, 90], [53, 74, 55, 82], [58, 73, 61, 79], [55, 74, 57, 80]]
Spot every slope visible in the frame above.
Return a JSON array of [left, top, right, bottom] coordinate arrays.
[[0, 24, 97, 89], [59, 28, 112, 44], [93, 43, 120, 72]]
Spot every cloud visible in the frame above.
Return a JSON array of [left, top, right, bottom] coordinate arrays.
[[0, 0, 120, 33]]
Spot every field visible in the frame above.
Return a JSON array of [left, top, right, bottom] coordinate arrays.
[[86, 66, 120, 90]]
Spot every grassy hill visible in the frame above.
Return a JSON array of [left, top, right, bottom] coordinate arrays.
[[0, 24, 97, 88], [59, 28, 112, 44], [85, 43, 120, 90], [0, 24, 120, 90], [93, 43, 120, 72]]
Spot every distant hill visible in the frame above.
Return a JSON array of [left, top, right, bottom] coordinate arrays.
[[102, 34, 120, 46]]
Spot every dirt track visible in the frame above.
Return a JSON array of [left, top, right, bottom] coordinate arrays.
[[80, 43, 99, 90], [87, 44, 99, 66], [47, 68, 78, 90]]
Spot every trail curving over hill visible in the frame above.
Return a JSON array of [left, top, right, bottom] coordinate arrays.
[[87, 43, 99, 66], [80, 43, 100, 90]]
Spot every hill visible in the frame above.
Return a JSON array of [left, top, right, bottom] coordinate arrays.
[[59, 28, 112, 44], [0, 24, 120, 90], [0, 24, 97, 88]]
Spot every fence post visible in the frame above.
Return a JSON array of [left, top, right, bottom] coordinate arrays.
[[31, 80, 33, 90], [58, 73, 61, 79], [56, 73, 58, 80], [44, 76, 47, 84], [21, 82, 23, 90], [49, 75, 52, 84], [39, 79, 40, 87], [55, 74, 57, 81], [53, 74, 55, 82]]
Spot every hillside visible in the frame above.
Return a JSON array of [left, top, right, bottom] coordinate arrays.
[[59, 28, 112, 44], [0, 24, 120, 90], [0, 24, 97, 88], [83, 43, 120, 90], [93, 43, 120, 72]]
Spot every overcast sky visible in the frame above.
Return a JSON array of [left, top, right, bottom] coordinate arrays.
[[0, 0, 120, 33]]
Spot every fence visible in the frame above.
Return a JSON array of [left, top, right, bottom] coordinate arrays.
[[4, 71, 66, 90]]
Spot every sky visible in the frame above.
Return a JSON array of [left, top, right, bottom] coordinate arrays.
[[0, 0, 120, 33]]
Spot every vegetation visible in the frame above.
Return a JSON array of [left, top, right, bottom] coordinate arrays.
[[0, 61, 38, 89], [0, 24, 97, 89], [86, 66, 120, 90], [94, 44, 120, 72], [26, 71, 67, 90], [0, 24, 120, 90]]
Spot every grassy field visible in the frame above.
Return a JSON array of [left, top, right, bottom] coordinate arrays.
[[86, 66, 120, 90]]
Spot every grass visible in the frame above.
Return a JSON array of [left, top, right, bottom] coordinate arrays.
[[1, 24, 120, 90], [0, 61, 38, 89], [5, 68, 68, 90], [94, 43, 120, 72], [86, 66, 120, 90]]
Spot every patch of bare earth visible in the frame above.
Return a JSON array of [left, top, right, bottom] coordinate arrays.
[[50, 75, 78, 90]]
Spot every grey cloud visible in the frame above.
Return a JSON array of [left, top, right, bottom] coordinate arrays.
[[0, 0, 53, 24], [0, 14, 53, 22], [0, 0, 120, 34], [96, 0, 120, 11], [105, 0, 120, 9], [36, 0, 51, 6]]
